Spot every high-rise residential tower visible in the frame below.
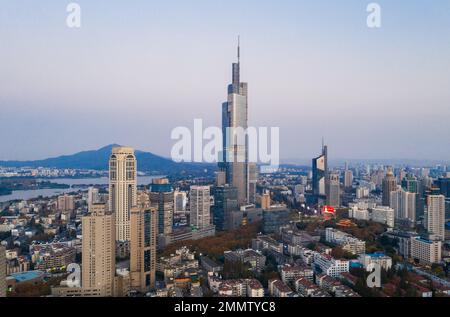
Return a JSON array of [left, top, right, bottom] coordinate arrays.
[[382, 167, 397, 206], [82, 203, 116, 297], [190, 186, 211, 230], [109, 146, 137, 242], [130, 205, 157, 292], [390, 188, 416, 227], [220, 40, 249, 206], [426, 195, 445, 241]]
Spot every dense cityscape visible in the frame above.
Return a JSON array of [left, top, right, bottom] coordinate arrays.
[[1, 44, 449, 300]]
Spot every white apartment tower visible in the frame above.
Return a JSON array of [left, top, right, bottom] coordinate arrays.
[[426, 195, 445, 241], [190, 186, 211, 230], [390, 188, 416, 226], [109, 146, 137, 242]]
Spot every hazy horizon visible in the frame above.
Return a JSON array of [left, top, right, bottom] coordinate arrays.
[[1, 0, 450, 161]]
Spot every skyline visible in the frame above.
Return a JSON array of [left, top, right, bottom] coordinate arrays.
[[1, 0, 450, 161]]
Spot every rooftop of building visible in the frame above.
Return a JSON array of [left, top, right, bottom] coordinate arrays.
[[366, 252, 390, 258], [7, 270, 45, 282], [269, 279, 292, 293]]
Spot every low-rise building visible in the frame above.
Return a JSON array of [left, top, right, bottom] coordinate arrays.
[[313, 253, 349, 278], [30, 243, 76, 271], [200, 256, 223, 273], [217, 279, 264, 297], [252, 235, 283, 254], [334, 285, 360, 297], [295, 277, 320, 297], [325, 228, 366, 255], [280, 264, 314, 284], [358, 253, 393, 271], [410, 237, 442, 265], [157, 247, 199, 282], [371, 206, 395, 228], [268, 279, 293, 297], [316, 274, 343, 293], [224, 249, 266, 272]]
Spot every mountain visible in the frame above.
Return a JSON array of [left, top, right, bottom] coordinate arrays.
[[0, 144, 214, 175]]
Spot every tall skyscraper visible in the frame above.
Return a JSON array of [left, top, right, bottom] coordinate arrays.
[[435, 176, 450, 198], [109, 146, 137, 242], [149, 178, 174, 237], [402, 174, 419, 194], [326, 171, 341, 207], [261, 190, 271, 210], [248, 163, 258, 204], [312, 144, 328, 202], [130, 205, 157, 292], [344, 170, 353, 189], [220, 40, 249, 206], [212, 185, 239, 231], [390, 188, 416, 227], [82, 203, 116, 297], [190, 186, 211, 230], [382, 167, 397, 206], [398, 169, 407, 184], [0, 245, 6, 297], [174, 190, 187, 214], [426, 195, 445, 240]]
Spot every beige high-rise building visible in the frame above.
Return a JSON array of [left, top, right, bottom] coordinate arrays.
[[215, 171, 226, 186], [58, 194, 75, 212], [130, 206, 157, 293], [1, 245, 6, 297], [344, 170, 353, 189], [82, 203, 116, 297], [261, 190, 271, 210], [109, 146, 137, 242], [190, 186, 211, 230], [426, 195, 445, 241]]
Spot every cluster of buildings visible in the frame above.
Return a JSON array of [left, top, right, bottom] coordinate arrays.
[[1, 44, 449, 298], [325, 228, 366, 255], [0, 167, 105, 178]]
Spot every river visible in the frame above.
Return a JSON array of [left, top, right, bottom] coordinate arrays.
[[0, 176, 161, 203]]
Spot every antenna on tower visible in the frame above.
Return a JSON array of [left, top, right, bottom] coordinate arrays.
[[237, 35, 240, 64]]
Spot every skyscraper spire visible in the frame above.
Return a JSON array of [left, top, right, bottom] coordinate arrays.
[[232, 37, 241, 87], [238, 35, 240, 64]]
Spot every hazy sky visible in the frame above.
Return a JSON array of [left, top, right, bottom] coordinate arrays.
[[1, 0, 449, 162]]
